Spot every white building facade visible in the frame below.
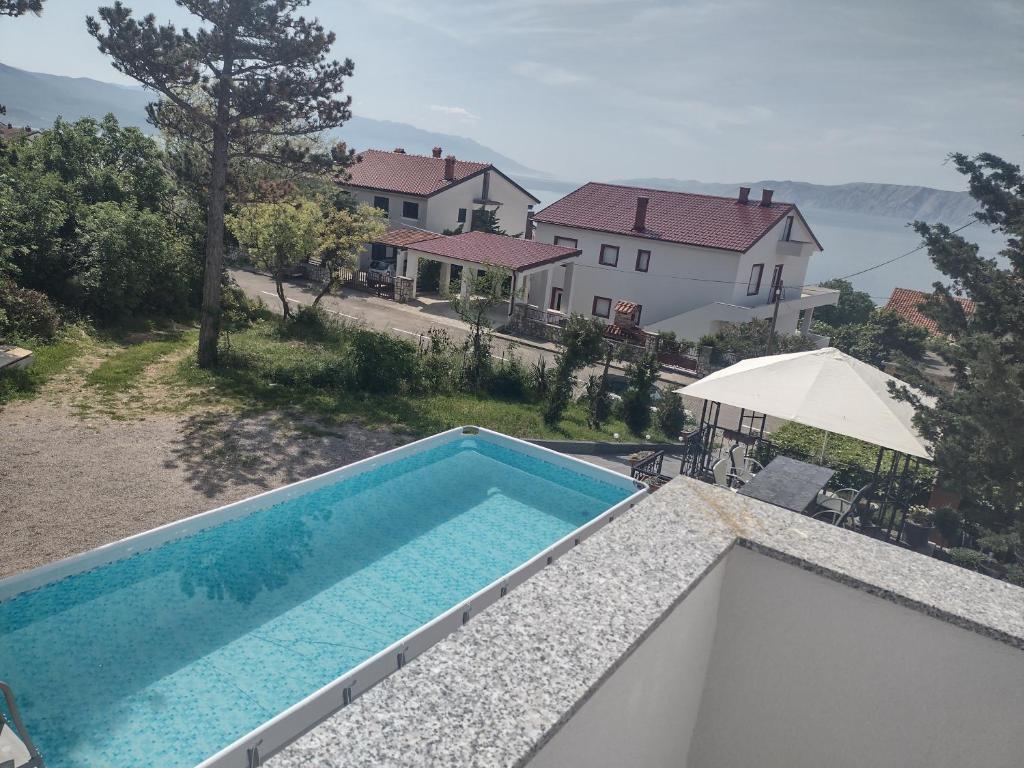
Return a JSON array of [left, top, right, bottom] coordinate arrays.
[[532, 183, 839, 342], [338, 149, 539, 269]]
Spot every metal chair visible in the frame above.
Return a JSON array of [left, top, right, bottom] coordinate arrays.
[[812, 483, 875, 530], [711, 458, 739, 490], [0, 682, 44, 768], [728, 443, 763, 486]]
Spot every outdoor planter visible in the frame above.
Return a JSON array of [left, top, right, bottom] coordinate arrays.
[[903, 520, 935, 549]]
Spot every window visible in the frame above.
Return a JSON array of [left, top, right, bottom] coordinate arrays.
[[592, 295, 612, 318], [371, 243, 387, 261], [554, 236, 578, 248], [457, 207, 467, 223], [599, 244, 619, 267], [747, 264, 764, 295], [769, 264, 784, 302], [635, 249, 651, 272], [373, 196, 390, 213], [402, 201, 420, 219], [550, 287, 563, 311], [781, 215, 794, 242]]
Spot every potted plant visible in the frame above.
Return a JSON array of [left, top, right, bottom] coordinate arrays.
[[903, 505, 935, 548]]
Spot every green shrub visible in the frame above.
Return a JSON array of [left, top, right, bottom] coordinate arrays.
[[350, 329, 417, 393], [486, 357, 531, 401], [621, 354, 660, 437], [766, 421, 935, 493], [221, 278, 266, 333], [932, 507, 961, 543], [0, 279, 61, 341], [277, 303, 344, 345], [948, 547, 986, 571], [658, 389, 688, 438]]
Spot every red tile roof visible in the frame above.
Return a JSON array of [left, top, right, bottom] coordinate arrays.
[[615, 301, 639, 314], [884, 287, 976, 335], [374, 227, 442, 248], [534, 182, 819, 253], [341, 149, 540, 202], [407, 231, 580, 272]]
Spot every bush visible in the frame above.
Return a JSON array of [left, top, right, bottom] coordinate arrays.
[[766, 421, 936, 493], [221, 278, 266, 333], [0, 279, 61, 341], [621, 354, 660, 437], [657, 389, 688, 438], [582, 374, 612, 429], [350, 329, 418, 393], [486, 357, 531, 401], [932, 507, 961, 543], [277, 303, 342, 344], [948, 547, 986, 571]]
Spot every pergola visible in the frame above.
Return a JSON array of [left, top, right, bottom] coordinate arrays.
[[397, 230, 581, 313], [676, 347, 934, 538]]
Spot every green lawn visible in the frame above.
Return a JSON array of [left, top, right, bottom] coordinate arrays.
[[85, 331, 194, 394], [0, 329, 89, 405]]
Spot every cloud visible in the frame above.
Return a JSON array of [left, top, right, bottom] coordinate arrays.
[[511, 61, 587, 86], [429, 105, 480, 122]]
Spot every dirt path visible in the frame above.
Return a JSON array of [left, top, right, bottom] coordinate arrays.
[[0, 342, 405, 579]]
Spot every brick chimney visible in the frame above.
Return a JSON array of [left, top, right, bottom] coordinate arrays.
[[738, 186, 750, 204], [633, 196, 649, 231], [393, 147, 406, 154], [760, 188, 774, 207], [444, 155, 456, 181], [432, 146, 442, 158]]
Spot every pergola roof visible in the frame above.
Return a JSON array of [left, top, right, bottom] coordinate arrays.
[[374, 227, 442, 248], [407, 231, 581, 273], [676, 347, 933, 458]]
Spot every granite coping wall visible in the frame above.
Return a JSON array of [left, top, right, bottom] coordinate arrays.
[[268, 477, 1024, 768]]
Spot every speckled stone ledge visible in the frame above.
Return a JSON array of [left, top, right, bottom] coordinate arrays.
[[268, 477, 1024, 768]]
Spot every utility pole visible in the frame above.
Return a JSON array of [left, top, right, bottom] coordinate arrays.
[[765, 280, 783, 355]]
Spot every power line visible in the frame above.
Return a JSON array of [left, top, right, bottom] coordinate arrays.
[[826, 219, 976, 282]]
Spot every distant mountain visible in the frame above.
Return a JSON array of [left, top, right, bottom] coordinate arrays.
[[613, 177, 977, 224], [0, 62, 542, 175]]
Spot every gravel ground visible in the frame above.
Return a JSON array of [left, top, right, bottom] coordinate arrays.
[[0, 399, 405, 579]]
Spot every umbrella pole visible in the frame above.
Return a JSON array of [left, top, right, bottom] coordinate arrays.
[[819, 431, 830, 464]]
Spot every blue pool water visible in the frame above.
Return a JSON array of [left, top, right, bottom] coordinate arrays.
[[0, 436, 633, 768]]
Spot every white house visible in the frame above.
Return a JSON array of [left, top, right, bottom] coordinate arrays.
[[531, 183, 839, 342], [338, 148, 540, 269]]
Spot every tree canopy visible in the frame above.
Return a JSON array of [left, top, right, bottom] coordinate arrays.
[[895, 151, 1024, 542], [88, 0, 355, 366], [0, 115, 203, 322], [226, 200, 322, 318], [813, 278, 875, 327]]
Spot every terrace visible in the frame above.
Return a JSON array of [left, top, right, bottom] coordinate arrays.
[[267, 477, 1023, 768]]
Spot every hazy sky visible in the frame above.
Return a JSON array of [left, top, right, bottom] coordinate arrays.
[[2, 0, 1021, 189]]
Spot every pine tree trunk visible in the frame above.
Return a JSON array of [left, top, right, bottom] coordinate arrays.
[[197, 48, 235, 369]]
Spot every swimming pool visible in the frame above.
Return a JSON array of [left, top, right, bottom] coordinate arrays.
[[0, 427, 644, 768]]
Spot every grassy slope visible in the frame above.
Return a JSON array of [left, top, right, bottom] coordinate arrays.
[[0, 329, 89, 405], [5, 320, 667, 443], [174, 322, 667, 442]]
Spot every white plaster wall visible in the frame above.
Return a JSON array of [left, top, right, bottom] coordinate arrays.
[[345, 187, 428, 267], [486, 171, 533, 237], [525, 561, 726, 768], [533, 221, 739, 329], [687, 547, 1024, 768]]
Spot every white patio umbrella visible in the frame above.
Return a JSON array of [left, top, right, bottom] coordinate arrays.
[[675, 347, 932, 458]]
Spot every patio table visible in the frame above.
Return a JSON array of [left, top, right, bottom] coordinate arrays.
[[737, 455, 836, 514]]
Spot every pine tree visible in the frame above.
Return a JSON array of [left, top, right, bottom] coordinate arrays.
[[895, 152, 1024, 542], [87, 1, 355, 367]]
